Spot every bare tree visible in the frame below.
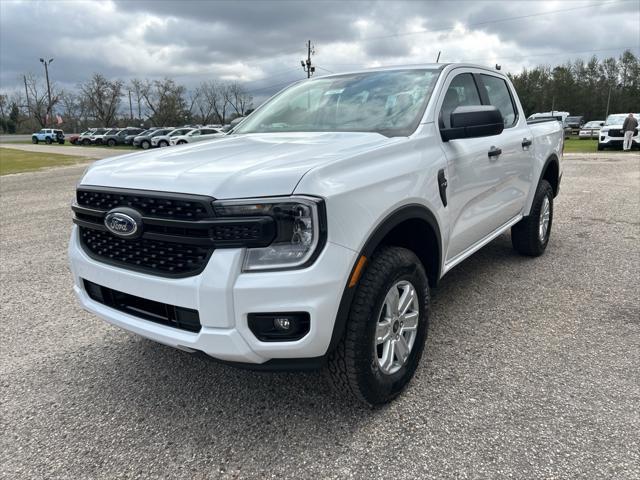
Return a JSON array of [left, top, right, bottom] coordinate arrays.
[[23, 72, 60, 127], [80, 73, 123, 126], [139, 78, 188, 126], [227, 82, 253, 117]]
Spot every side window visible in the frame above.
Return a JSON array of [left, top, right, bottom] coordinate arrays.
[[480, 74, 517, 127], [440, 73, 482, 129]]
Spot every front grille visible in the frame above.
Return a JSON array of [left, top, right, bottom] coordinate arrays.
[[83, 279, 201, 332], [73, 187, 276, 277], [80, 227, 211, 275], [608, 129, 623, 138], [77, 189, 212, 220]]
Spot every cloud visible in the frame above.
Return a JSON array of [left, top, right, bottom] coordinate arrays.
[[1, 0, 638, 102]]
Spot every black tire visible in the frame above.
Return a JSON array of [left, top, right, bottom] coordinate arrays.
[[32, 137, 38, 144], [95, 139, 103, 145], [159, 140, 168, 147], [82, 138, 91, 145], [511, 179, 553, 257], [107, 138, 116, 147], [141, 140, 150, 150], [58, 139, 65, 145], [326, 247, 430, 406], [177, 140, 187, 145], [597, 143, 605, 151], [45, 137, 52, 144]]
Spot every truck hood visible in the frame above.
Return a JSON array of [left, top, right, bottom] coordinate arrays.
[[81, 132, 396, 198]]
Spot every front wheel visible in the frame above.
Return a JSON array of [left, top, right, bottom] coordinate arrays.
[[32, 137, 38, 144], [326, 247, 430, 406], [177, 140, 187, 145], [141, 140, 150, 149], [597, 143, 605, 151], [107, 139, 116, 147], [511, 179, 553, 257], [159, 140, 168, 147]]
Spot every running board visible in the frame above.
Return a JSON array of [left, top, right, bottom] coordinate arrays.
[[443, 214, 523, 275]]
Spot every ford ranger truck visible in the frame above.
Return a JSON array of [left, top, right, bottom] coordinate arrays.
[[69, 64, 563, 406]]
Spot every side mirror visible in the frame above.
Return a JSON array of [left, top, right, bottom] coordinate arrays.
[[440, 105, 504, 141]]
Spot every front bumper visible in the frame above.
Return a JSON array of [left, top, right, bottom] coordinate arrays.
[[68, 226, 357, 364], [599, 133, 639, 145]]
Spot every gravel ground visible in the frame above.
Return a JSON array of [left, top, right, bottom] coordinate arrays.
[[1, 152, 639, 479]]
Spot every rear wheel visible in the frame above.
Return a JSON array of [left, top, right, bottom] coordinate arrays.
[[82, 138, 91, 145], [326, 247, 430, 406], [511, 179, 553, 257]]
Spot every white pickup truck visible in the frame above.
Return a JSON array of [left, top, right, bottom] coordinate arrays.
[[69, 64, 563, 405]]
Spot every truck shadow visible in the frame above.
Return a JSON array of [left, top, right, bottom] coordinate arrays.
[[43, 232, 539, 458]]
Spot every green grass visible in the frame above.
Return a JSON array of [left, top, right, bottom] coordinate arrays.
[[0, 147, 92, 175], [563, 137, 599, 153], [12, 140, 136, 150]]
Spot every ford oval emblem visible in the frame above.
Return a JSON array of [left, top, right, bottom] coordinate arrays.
[[104, 211, 140, 238]]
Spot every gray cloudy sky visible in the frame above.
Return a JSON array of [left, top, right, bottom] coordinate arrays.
[[1, 0, 639, 100]]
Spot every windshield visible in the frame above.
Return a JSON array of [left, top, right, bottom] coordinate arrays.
[[605, 114, 627, 125], [234, 69, 441, 137]]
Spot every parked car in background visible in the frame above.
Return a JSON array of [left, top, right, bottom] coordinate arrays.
[[31, 128, 65, 144], [103, 127, 145, 147], [68, 132, 86, 145], [124, 129, 151, 145], [598, 113, 640, 150], [169, 127, 224, 145], [565, 115, 585, 132], [150, 128, 193, 148], [90, 128, 119, 145], [133, 128, 174, 149], [578, 120, 604, 139], [80, 128, 105, 145]]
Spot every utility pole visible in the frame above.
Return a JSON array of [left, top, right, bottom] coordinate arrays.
[[23, 75, 31, 120], [301, 40, 315, 78], [604, 82, 621, 118], [39, 58, 54, 126], [436, 51, 441, 63], [128, 90, 134, 120]]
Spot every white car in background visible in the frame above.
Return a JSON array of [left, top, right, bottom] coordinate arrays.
[[169, 127, 225, 145], [578, 120, 604, 139], [598, 113, 640, 150], [90, 128, 119, 145], [151, 128, 194, 148]]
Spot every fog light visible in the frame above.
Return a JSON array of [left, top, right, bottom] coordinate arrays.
[[274, 317, 291, 331], [248, 312, 310, 342]]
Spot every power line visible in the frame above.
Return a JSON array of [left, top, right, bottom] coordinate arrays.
[[356, 0, 637, 42]]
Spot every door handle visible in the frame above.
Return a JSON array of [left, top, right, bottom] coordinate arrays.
[[488, 146, 502, 158], [522, 138, 532, 148]]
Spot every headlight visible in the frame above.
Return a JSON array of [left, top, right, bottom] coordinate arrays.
[[213, 196, 326, 271], [600, 128, 609, 133]]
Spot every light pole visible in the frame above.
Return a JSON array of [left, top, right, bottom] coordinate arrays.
[[39, 58, 54, 126], [605, 82, 622, 119]]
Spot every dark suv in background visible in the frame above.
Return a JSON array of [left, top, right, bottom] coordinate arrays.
[[103, 127, 145, 147]]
